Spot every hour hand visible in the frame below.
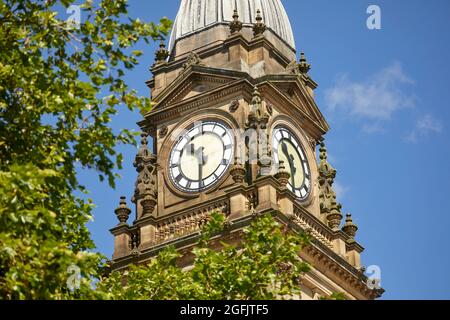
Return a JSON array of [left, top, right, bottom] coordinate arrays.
[[194, 146, 207, 166], [186, 144, 205, 164]]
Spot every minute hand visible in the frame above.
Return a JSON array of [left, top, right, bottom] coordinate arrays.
[[281, 142, 297, 189]]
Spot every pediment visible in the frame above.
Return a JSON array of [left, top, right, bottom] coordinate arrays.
[[269, 78, 329, 132], [151, 67, 242, 111]]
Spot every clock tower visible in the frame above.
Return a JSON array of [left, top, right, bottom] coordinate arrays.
[[110, 0, 383, 300]]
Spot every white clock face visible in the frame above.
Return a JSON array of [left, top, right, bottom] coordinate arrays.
[[272, 127, 311, 200], [169, 121, 234, 192]]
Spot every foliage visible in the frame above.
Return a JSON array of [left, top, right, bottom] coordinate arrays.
[[97, 213, 311, 300], [320, 292, 347, 301], [0, 0, 171, 299]]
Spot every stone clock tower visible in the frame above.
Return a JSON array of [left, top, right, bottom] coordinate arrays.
[[110, 0, 383, 300]]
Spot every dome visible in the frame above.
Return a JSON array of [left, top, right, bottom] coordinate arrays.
[[168, 0, 296, 52]]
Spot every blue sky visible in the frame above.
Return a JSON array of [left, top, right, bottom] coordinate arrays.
[[74, 0, 450, 299]]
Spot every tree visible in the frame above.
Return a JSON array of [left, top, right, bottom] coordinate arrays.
[[97, 213, 312, 300], [0, 0, 171, 299]]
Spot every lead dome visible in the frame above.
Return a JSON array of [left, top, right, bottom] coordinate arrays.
[[168, 0, 296, 53]]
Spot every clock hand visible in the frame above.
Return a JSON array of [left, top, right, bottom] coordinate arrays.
[[281, 141, 297, 189], [194, 146, 206, 187], [185, 143, 202, 184], [289, 154, 297, 189]]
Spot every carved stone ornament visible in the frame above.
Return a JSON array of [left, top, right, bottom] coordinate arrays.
[[159, 125, 168, 138], [114, 196, 131, 225], [342, 214, 358, 242], [245, 86, 272, 177], [132, 133, 158, 217], [230, 157, 246, 184], [286, 60, 300, 75], [275, 160, 291, 188], [229, 9, 243, 34], [246, 86, 269, 129], [155, 39, 169, 63], [182, 51, 205, 70], [253, 9, 266, 38], [318, 142, 343, 230], [229, 100, 240, 113], [266, 102, 273, 116], [298, 52, 311, 74]]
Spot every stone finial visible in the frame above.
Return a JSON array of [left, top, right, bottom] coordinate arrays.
[[326, 200, 343, 231], [253, 9, 266, 38], [155, 38, 169, 63], [342, 214, 358, 242], [318, 142, 343, 230], [299, 52, 311, 74], [230, 157, 246, 184], [275, 160, 291, 188], [133, 133, 158, 217], [115, 196, 131, 225], [229, 9, 243, 34]]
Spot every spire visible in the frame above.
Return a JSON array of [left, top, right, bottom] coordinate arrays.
[[115, 196, 131, 225], [298, 52, 311, 74], [229, 8, 243, 34], [155, 38, 169, 64], [342, 214, 358, 242], [253, 9, 266, 38], [318, 142, 343, 230], [133, 133, 158, 217]]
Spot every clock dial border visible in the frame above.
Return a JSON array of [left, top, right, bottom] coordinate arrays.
[[272, 127, 312, 200], [169, 121, 234, 193]]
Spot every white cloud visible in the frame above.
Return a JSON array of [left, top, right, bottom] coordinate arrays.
[[325, 62, 416, 125], [405, 114, 443, 143], [334, 182, 349, 200], [362, 123, 387, 134]]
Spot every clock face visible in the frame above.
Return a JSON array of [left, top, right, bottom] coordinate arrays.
[[169, 121, 234, 192], [272, 127, 311, 200]]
